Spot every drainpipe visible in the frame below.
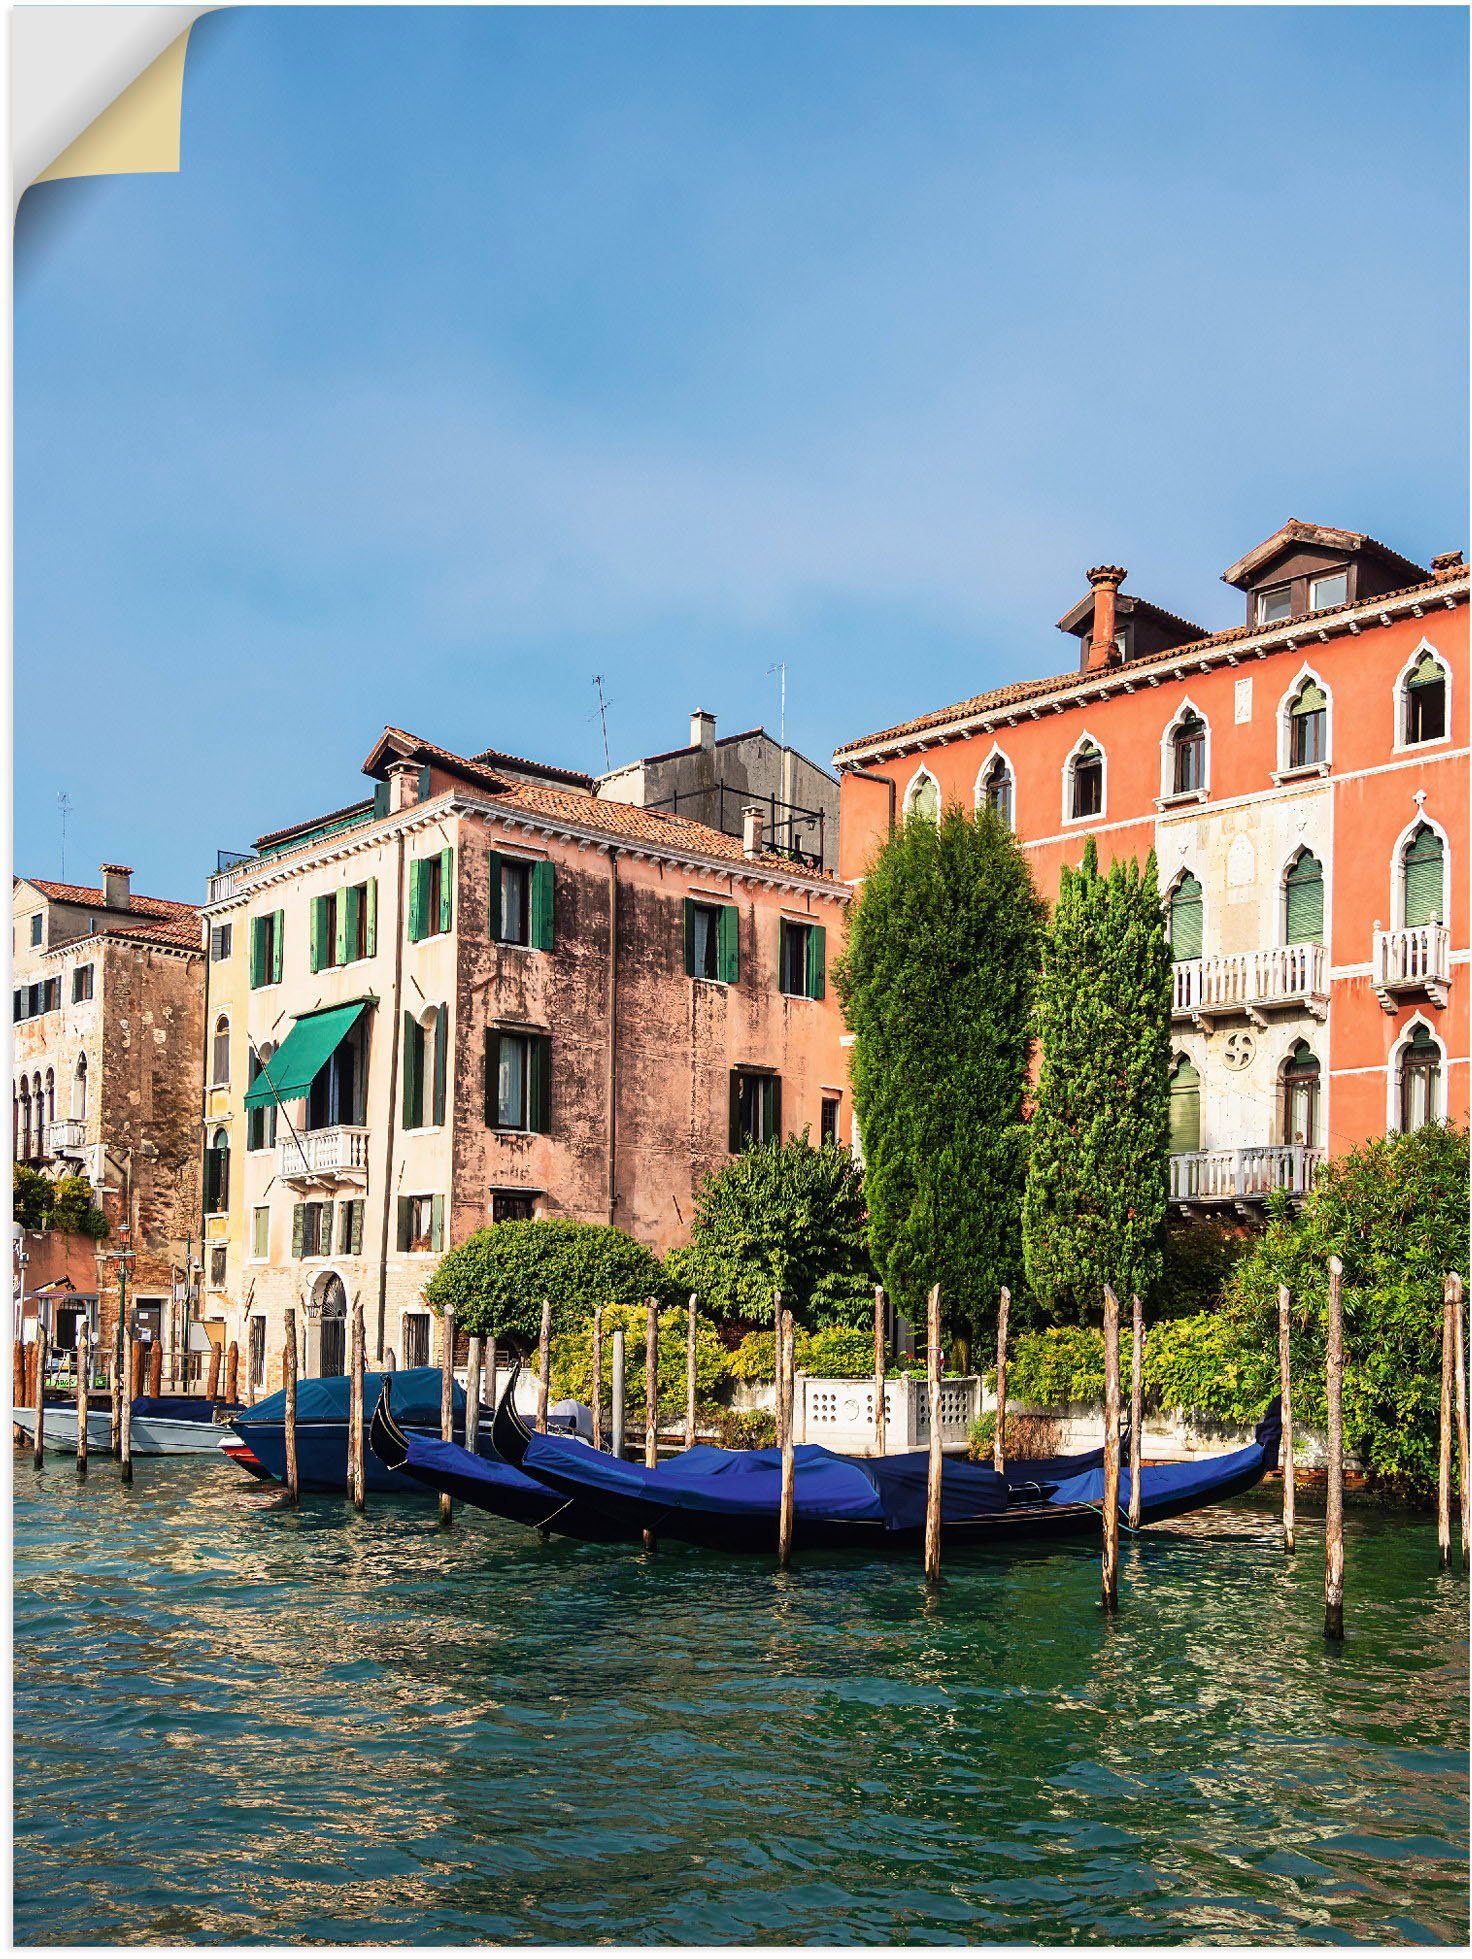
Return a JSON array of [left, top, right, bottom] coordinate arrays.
[[606, 847, 621, 1225], [847, 766, 896, 835], [375, 827, 408, 1364]]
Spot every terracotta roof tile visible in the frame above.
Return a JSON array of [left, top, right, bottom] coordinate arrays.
[[24, 877, 199, 924]]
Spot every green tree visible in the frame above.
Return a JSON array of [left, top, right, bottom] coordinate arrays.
[[834, 804, 1045, 1342], [424, 1218, 669, 1344], [664, 1132, 871, 1328], [12, 1166, 107, 1238], [1022, 837, 1172, 1321]]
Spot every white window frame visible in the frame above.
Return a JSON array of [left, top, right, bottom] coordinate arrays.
[[902, 765, 942, 823], [1386, 1013, 1445, 1133], [210, 1014, 231, 1088], [973, 744, 1016, 829], [1165, 866, 1207, 959], [1062, 731, 1107, 825], [1280, 844, 1328, 947], [1274, 664, 1333, 781], [1158, 698, 1211, 804], [1256, 584, 1293, 626], [1388, 811, 1450, 931], [1392, 637, 1453, 754], [1308, 570, 1348, 613]]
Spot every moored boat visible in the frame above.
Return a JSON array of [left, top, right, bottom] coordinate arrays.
[[12, 1395, 237, 1456]]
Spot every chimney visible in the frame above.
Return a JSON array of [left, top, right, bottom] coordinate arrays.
[[742, 805, 765, 859], [100, 863, 132, 910], [691, 709, 716, 751], [387, 760, 421, 813], [1085, 565, 1127, 671], [1431, 550, 1465, 577]]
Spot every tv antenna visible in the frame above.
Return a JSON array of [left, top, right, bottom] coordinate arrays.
[[592, 674, 613, 771], [57, 791, 72, 880], [766, 662, 787, 749]]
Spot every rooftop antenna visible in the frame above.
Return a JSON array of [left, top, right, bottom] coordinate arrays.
[[592, 674, 612, 771], [766, 662, 787, 749], [57, 791, 72, 880]]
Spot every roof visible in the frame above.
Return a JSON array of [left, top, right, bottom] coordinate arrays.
[[835, 565, 1468, 762], [467, 745, 595, 791], [1055, 588, 1206, 641], [611, 725, 839, 783], [1221, 519, 1427, 591], [16, 877, 202, 952], [254, 798, 375, 851]]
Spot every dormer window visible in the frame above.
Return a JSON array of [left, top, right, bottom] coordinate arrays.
[[1308, 571, 1347, 612], [1257, 585, 1293, 626]]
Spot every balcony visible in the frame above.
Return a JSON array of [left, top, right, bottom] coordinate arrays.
[[1170, 1144, 1324, 1211], [1172, 942, 1328, 1027], [278, 1125, 371, 1187], [1372, 921, 1450, 1011], [48, 1118, 87, 1157]]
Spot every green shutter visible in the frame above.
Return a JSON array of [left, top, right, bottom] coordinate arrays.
[[363, 882, 377, 958], [1284, 854, 1324, 943], [432, 1003, 448, 1126], [438, 848, 454, 934], [308, 895, 325, 972], [249, 917, 264, 989], [350, 1200, 364, 1255], [719, 905, 740, 985], [531, 860, 555, 951], [334, 887, 350, 967], [1404, 827, 1445, 928], [402, 1012, 423, 1127], [484, 1029, 501, 1125], [271, 910, 284, 983], [417, 764, 432, 802], [487, 852, 503, 940], [1169, 1059, 1201, 1154], [407, 861, 426, 943], [397, 1196, 412, 1253], [806, 923, 826, 1000], [336, 1200, 350, 1255], [529, 1035, 551, 1135], [430, 1193, 446, 1253], [1168, 875, 1203, 960], [373, 780, 390, 817], [683, 899, 697, 976], [292, 1203, 305, 1257], [765, 1075, 782, 1142], [729, 1073, 743, 1152]]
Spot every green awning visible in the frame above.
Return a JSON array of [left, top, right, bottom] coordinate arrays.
[[242, 1000, 371, 1108]]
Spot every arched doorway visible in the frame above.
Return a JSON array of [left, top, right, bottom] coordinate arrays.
[[311, 1271, 348, 1378]]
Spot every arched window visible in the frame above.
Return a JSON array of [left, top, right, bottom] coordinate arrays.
[[205, 1125, 230, 1214], [1068, 740, 1104, 821], [1282, 1041, 1321, 1147], [1168, 873, 1204, 960], [1287, 679, 1328, 769], [1402, 650, 1449, 745], [211, 1014, 231, 1088], [72, 1052, 88, 1122], [1284, 849, 1325, 944], [18, 1079, 31, 1161], [978, 754, 1013, 829], [1170, 711, 1207, 795], [1398, 1023, 1443, 1132], [246, 1044, 278, 1152], [1169, 1054, 1201, 1154], [1401, 824, 1446, 928], [904, 769, 940, 823], [32, 1073, 45, 1158], [44, 1068, 55, 1125]]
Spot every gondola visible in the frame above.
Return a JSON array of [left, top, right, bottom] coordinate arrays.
[[229, 1367, 476, 1494]]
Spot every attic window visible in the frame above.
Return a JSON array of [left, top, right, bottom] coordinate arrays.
[[1257, 586, 1293, 626], [1309, 571, 1347, 611]]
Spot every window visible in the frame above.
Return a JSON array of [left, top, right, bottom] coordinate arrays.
[[1308, 571, 1348, 612], [779, 919, 826, 1000], [488, 853, 554, 950], [208, 1245, 227, 1291], [820, 1096, 842, 1146], [1284, 850, 1324, 944], [729, 1070, 781, 1150], [491, 1188, 537, 1223], [249, 1317, 267, 1390], [1398, 1024, 1443, 1133], [337, 1198, 365, 1255], [402, 1005, 448, 1129], [72, 964, 94, 1003], [403, 1313, 431, 1370], [44, 1069, 54, 1126], [210, 923, 232, 962], [408, 848, 454, 943], [396, 1194, 446, 1254], [1167, 874, 1204, 961], [18, 1081, 31, 1162], [1282, 1041, 1321, 1147], [1401, 824, 1446, 928], [210, 1014, 230, 1087], [684, 900, 739, 983], [13, 978, 62, 1022], [308, 882, 377, 972], [307, 1016, 369, 1131], [1170, 712, 1207, 795], [246, 1045, 279, 1152], [251, 1207, 270, 1259], [1068, 741, 1104, 821], [1287, 680, 1328, 769], [484, 1029, 551, 1133], [979, 755, 1013, 828], [204, 1128, 230, 1213], [249, 910, 284, 988], [904, 771, 940, 823], [29, 914, 42, 946], [1257, 585, 1292, 626], [72, 1053, 87, 1121], [32, 1072, 46, 1158], [292, 1200, 333, 1258], [1404, 651, 1449, 745], [1168, 1055, 1201, 1155]]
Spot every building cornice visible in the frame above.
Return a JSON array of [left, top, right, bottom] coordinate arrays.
[[201, 800, 453, 914]]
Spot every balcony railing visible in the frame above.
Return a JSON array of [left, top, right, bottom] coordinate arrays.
[[1172, 942, 1328, 1024], [1170, 1144, 1324, 1206], [1372, 921, 1451, 1010], [48, 1118, 87, 1155], [278, 1125, 371, 1185]]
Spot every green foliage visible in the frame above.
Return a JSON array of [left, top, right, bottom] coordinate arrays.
[[710, 1409, 778, 1450], [425, 1219, 670, 1343], [999, 1313, 1273, 1424], [12, 1166, 107, 1239], [1226, 1126, 1470, 1496], [1159, 1218, 1250, 1321], [548, 1302, 730, 1416], [726, 1321, 878, 1382], [664, 1133, 872, 1328], [1022, 838, 1172, 1321], [727, 1329, 778, 1382], [835, 804, 1045, 1341], [13, 1166, 50, 1230], [1004, 1325, 1110, 1407]]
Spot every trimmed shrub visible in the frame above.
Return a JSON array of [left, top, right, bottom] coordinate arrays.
[[425, 1219, 670, 1344]]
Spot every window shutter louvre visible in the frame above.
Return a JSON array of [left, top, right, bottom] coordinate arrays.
[[484, 1029, 500, 1126], [350, 1200, 365, 1255], [1284, 855, 1324, 943], [531, 860, 555, 950], [417, 764, 432, 803], [487, 853, 502, 940], [272, 911, 284, 983], [433, 1003, 448, 1126], [1404, 828, 1444, 928], [766, 1075, 782, 1142], [807, 923, 826, 1000], [1169, 1060, 1201, 1155], [342, 886, 359, 964], [397, 1197, 411, 1253], [308, 896, 324, 973], [729, 1073, 743, 1152], [363, 882, 377, 958], [407, 861, 425, 943], [683, 899, 697, 976], [438, 848, 454, 934], [248, 918, 263, 989], [402, 1012, 422, 1127], [530, 1035, 551, 1134], [719, 905, 740, 985], [430, 1193, 446, 1253], [373, 780, 390, 817], [292, 1203, 305, 1258], [1168, 875, 1203, 961], [334, 887, 349, 967]]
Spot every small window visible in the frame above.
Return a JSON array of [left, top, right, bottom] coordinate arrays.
[[249, 1317, 267, 1389], [820, 1096, 841, 1146], [29, 914, 43, 946], [979, 756, 1013, 828], [250, 910, 284, 987], [210, 923, 232, 962], [1308, 571, 1347, 612], [1257, 585, 1293, 625], [1170, 712, 1207, 795], [204, 1127, 231, 1213], [1168, 1054, 1201, 1155], [211, 1014, 231, 1087], [1288, 680, 1328, 769], [495, 1033, 528, 1129], [403, 1313, 431, 1370], [498, 860, 531, 946], [296, 1200, 332, 1259], [1401, 824, 1446, 929], [208, 1245, 227, 1291], [1168, 874, 1204, 961], [491, 1189, 537, 1224], [246, 1046, 279, 1152], [689, 902, 721, 980], [485, 1030, 551, 1134], [1070, 742, 1104, 820], [904, 772, 940, 823], [71, 964, 94, 1004], [1399, 1024, 1443, 1133], [1282, 1041, 1321, 1147], [402, 1007, 447, 1131], [409, 850, 453, 943], [397, 1194, 445, 1254], [779, 919, 826, 1000], [1404, 652, 1448, 745], [730, 1070, 781, 1150], [251, 1207, 270, 1259]]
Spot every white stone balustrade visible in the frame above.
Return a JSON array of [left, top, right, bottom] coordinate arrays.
[[793, 1372, 983, 1456], [48, 1118, 87, 1155], [1172, 941, 1327, 1022], [1170, 1143, 1324, 1205], [1372, 920, 1451, 1008], [278, 1125, 371, 1185]]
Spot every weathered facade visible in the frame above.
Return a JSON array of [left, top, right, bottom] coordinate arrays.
[[836, 522, 1468, 1210], [12, 866, 204, 1368], [200, 730, 849, 1389]]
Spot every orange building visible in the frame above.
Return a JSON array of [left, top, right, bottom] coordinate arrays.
[[835, 522, 1467, 1211]]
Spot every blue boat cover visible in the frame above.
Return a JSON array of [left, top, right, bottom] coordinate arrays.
[[1048, 1437, 1265, 1509], [246, 1367, 462, 1428], [400, 1430, 555, 1498], [131, 1396, 219, 1423]]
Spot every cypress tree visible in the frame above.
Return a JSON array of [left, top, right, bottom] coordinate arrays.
[[835, 805, 1045, 1344], [1022, 837, 1173, 1321]]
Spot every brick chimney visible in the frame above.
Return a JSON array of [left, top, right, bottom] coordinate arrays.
[[387, 760, 421, 813], [1085, 566, 1127, 671], [100, 863, 132, 910], [1431, 550, 1465, 578], [691, 709, 716, 750], [742, 805, 765, 859]]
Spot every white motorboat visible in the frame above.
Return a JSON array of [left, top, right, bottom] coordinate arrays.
[[12, 1396, 234, 1456]]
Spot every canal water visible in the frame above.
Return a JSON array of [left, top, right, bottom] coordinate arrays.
[[12, 1454, 1469, 1946]]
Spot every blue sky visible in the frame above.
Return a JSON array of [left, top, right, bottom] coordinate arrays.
[[15, 5, 1467, 898]]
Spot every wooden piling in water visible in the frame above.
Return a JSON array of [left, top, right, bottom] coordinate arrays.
[[611, 1327, 626, 1460], [590, 1307, 604, 1450], [111, 1321, 123, 1456], [130, 1338, 145, 1401], [283, 1310, 300, 1506], [1127, 1294, 1144, 1532], [13, 1338, 25, 1413], [465, 1335, 483, 1457], [778, 1305, 796, 1570], [1451, 1272, 1469, 1571], [1438, 1277, 1454, 1571], [439, 1308, 456, 1526], [1101, 1285, 1121, 1612], [993, 1286, 1010, 1474], [206, 1342, 221, 1404], [119, 1329, 134, 1484], [685, 1294, 698, 1449], [1278, 1284, 1296, 1553], [76, 1330, 90, 1478], [924, 1283, 943, 1587], [1324, 1255, 1345, 1641], [225, 1340, 240, 1407], [148, 1340, 163, 1399], [644, 1297, 659, 1469], [348, 1301, 366, 1511], [537, 1298, 552, 1434], [31, 1325, 48, 1470], [873, 1285, 887, 1459]]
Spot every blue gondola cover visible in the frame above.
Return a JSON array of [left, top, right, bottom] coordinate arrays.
[[246, 1367, 462, 1428]]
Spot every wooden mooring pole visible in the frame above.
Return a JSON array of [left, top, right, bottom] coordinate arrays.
[[1324, 1255, 1345, 1642], [439, 1307, 455, 1526], [76, 1330, 90, 1478], [283, 1310, 300, 1507], [1438, 1277, 1454, 1571], [31, 1324, 48, 1470], [993, 1285, 1009, 1474], [590, 1306, 604, 1451], [537, 1298, 551, 1434], [348, 1301, 366, 1511], [924, 1284, 943, 1587], [873, 1284, 887, 1459], [611, 1327, 626, 1460], [1279, 1284, 1296, 1553], [112, 1319, 124, 1455], [131, 1337, 146, 1401], [685, 1294, 698, 1449], [643, 1297, 659, 1551], [1451, 1272, 1469, 1571], [148, 1339, 163, 1399], [465, 1335, 482, 1456], [778, 1304, 796, 1570], [1127, 1294, 1144, 1532], [206, 1341, 221, 1405], [1101, 1285, 1121, 1613], [119, 1328, 134, 1484], [225, 1339, 240, 1407]]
